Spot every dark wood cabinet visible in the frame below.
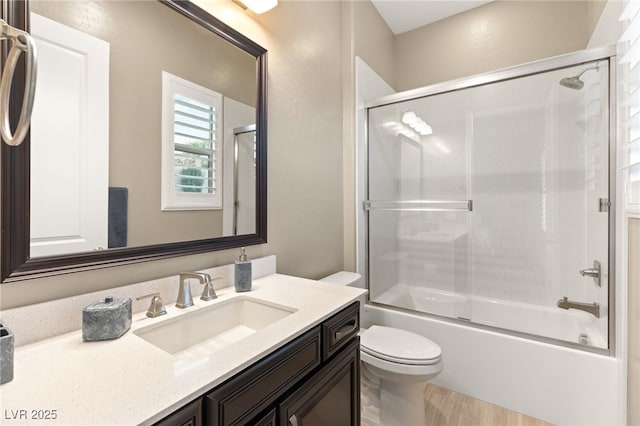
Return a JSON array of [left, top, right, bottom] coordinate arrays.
[[278, 338, 360, 426], [321, 301, 359, 361], [205, 326, 322, 425], [154, 302, 360, 426]]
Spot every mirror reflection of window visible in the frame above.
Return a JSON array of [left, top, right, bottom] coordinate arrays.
[[174, 95, 217, 196], [161, 71, 222, 211]]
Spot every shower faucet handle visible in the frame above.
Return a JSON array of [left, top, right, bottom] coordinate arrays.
[[580, 268, 599, 277], [579, 260, 601, 286]]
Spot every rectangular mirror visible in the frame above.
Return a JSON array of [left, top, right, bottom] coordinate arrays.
[[1, 0, 268, 282]]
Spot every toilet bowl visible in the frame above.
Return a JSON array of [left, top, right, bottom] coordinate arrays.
[[360, 325, 442, 426], [319, 272, 443, 426]]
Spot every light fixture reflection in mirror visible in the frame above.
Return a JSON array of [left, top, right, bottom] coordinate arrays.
[[232, 0, 278, 14], [401, 110, 432, 135]]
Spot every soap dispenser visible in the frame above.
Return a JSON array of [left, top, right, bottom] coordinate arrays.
[[234, 247, 252, 292]]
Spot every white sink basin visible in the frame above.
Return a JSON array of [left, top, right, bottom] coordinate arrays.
[[134, 297, 296, 356]]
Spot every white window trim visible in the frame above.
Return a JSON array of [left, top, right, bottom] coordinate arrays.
[[161, 71, 223, 211]]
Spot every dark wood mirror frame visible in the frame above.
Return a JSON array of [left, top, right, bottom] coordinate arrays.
[[1, 0, 267, 282]]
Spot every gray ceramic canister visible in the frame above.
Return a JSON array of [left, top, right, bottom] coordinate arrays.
[[82, 297, 132, 341], [0, 321, 14, 384], [234, 247, 252, 292]]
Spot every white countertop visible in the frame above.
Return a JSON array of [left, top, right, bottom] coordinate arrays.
[[0, 274, 366, 425]]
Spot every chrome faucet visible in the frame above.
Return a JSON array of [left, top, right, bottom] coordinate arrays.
[[557, 296, 600, 318], [177, 272, 217, 308]]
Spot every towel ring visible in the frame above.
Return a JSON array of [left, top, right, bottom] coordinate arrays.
[[0, 19, 37, 147]]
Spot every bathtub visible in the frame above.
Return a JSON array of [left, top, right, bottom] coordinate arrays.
[[373, 283, 607, 348], [363, 288, 620, 425]]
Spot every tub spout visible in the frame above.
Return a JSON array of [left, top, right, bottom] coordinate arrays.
[[556, 296, 600, 318]]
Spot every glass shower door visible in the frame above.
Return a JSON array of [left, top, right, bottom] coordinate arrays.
[[366, 58, 611, 349], [367, 88, 474, 321]]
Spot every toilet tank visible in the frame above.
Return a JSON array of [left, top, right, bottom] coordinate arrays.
[[319, 271, 362, 287]]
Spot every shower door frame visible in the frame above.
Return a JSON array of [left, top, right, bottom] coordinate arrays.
[[363, 45, 617, 356]]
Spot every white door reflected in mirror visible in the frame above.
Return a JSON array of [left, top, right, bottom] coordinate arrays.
[[29, 13, 109, 257]]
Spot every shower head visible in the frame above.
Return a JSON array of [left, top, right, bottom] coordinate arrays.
[[559, 65, 599, 90], [559, 76, 585, 90]]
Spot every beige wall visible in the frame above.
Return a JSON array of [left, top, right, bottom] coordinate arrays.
[[630, 218, 640, 426], [250, 0, 345, 280], [588, 0, 608, 39], [31, 0, 257, 246], [393, 1, 591, 91], [351, 0, 395, 90]]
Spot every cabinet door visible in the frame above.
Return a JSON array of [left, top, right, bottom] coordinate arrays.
[[278, 338, 360, 426], [205, 327, 321, 425], [154, 398, 202, 426]]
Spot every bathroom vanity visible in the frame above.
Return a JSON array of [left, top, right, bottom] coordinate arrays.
[[158, 301, 360, 426], [0, 274, 366, 425]]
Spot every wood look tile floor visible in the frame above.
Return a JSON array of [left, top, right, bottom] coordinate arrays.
[[422, 383, 554, 426]]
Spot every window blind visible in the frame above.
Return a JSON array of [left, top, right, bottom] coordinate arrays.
[[620, 0, 640, 206], [173, 94, 216, 194]]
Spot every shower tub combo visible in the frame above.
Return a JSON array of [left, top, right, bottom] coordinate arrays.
[[361, 46, 620, 425]]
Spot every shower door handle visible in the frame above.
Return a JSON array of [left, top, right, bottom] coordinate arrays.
[[364, 199, 473, 212], [580, 260, 601, 286]]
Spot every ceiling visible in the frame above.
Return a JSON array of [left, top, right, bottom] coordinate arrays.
[[371, 0, 494, 35]]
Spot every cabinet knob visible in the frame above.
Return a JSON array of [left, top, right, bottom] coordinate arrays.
[[289, 414, 299, 426]]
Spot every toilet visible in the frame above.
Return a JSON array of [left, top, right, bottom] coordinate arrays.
[[319, 272, 443, 426]]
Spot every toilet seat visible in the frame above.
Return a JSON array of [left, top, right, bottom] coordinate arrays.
[[361, 325, 442, 366]]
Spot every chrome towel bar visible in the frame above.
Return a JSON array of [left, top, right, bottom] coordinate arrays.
[[0, 19, 37, 147], [364, 199, 473, 212]]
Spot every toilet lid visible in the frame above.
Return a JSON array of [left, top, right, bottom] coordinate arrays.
[[361, 325, 441, 365]]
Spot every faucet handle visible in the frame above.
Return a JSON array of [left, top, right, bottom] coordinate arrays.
[[200, 276, 222, 301], [136, 293, 167, 318]]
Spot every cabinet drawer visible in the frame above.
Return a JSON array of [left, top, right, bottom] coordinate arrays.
[[205, 326, 321, 426], [321, 301, 359, 360]]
